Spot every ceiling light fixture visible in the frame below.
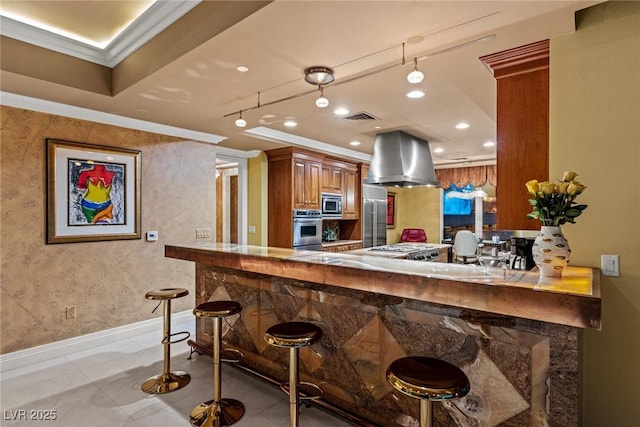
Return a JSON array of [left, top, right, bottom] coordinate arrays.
[[283, 119, 298, 127], [334, 107, 349, 115], [236, 65, 249, 72], [456, 122, 470, 129], [304, 66, 335, 85], [315, 86, 329, 108], [235, 110, 246, 127], [407, 57, 424, 84], [406, 90, 425, 99]]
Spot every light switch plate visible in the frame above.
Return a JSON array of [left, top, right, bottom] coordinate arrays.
[[601, 254, 619, 277], [146, 231, 158, 241]]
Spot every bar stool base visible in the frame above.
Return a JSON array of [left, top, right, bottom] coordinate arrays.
[[190, 398, 245, 427], [141, 371, 191, 394]]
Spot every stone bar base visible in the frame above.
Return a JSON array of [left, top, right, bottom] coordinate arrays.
[[194, 264, 580, 427]]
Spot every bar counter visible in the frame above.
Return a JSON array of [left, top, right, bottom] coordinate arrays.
[[166, 242, 601, 426]]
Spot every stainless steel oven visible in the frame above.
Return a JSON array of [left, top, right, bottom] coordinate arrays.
[[321, 193, 342, 218], [292, 209, 322, 250]]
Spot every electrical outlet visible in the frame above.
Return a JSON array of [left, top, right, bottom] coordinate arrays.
[[66, 305, 76, 319], [196, 228, 211, 239], [248, 225, 256, 234]]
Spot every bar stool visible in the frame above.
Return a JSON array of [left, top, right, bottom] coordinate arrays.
[[386, 356, 470, 427], [265, 321, 323, 427], [141, 288, 191, 394], [190, 301, 245, 427]]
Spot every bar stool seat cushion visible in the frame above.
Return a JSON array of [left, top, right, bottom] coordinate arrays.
[[145, 287, 189, 300], [387, 356, 470, 401], [265, 322, 322, 348], [194, 300, 242, 318]]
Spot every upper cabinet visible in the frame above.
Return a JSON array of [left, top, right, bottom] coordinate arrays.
[[321, 163, 343, 193], [342, 166, 359, 219], [293, 157, 322, 209]]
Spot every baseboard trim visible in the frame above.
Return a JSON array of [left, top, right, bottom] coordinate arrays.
[[0, 310, 193, 372]]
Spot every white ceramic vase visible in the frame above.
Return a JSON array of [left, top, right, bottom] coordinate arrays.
[[532, 226, 571, 277]]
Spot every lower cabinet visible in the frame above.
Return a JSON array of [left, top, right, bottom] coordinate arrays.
[[322, 242, 363, 252]]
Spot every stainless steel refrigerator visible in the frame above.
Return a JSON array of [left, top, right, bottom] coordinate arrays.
[[362, 185, 387, 248]]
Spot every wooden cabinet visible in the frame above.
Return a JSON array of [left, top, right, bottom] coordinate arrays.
[[342, 168, 359, 219], [322, 241, 363, 252], [293, 158, 322, 209], [321, 164, 343, 193], [266, 147, 361, 248]]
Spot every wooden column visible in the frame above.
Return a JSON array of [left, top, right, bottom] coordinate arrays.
[[481, 40, 549, 230]]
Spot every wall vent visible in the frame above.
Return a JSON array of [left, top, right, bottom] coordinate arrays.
[[341, 111, 380, 121]]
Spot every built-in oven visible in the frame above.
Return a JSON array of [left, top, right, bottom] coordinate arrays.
[[321, 193, 342, 218], [292, 209, 322, 250]]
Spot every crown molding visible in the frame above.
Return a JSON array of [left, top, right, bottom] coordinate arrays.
[[0, 91, 226, 144], [0, 1, 201, 67]]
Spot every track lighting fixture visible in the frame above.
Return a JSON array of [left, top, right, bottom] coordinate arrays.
[[407, 57, 424, 84], [235, 110, 246, 127], [315, 86, 329, 108], [304, 66, 335, 86]]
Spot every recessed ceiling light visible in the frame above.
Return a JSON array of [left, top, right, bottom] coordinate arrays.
[[433, 147, 444, 153], [406, 90, 425, 99], [349, 141, 361, 146], [236, 65, 249, 72], [283, 119, 298, 127], [334, 107, 349, 115], [483, 141, 495, 147], [374, 126, 382, 129], [456, 122, 470, 129]]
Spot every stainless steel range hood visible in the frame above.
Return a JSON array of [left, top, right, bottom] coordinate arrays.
[[364, 130, 439, 187]]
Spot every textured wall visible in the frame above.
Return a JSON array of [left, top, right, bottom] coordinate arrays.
[[387, 187, 441, 244], [0, 106, 216, 354], [549, 2, 640, 425]]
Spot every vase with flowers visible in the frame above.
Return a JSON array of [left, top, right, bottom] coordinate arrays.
[[526, 171, 588, 277]]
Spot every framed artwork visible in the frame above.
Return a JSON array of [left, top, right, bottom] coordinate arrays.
[[387, 192, 396, 228], [46, 139, 141, 243]]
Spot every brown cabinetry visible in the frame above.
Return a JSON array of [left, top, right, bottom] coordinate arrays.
[[321, 164, 342, 193], [266, 147, 362, 248], [322, 241, 363, 252], [293, 157, 322, 209]]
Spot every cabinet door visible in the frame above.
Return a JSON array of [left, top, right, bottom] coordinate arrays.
[[321, 166, 342, 193], [342, 169, 359, 219], [293, 160, 307, 208], [305, 161, 322, 208]]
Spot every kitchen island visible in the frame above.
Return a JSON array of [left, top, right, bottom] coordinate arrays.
[[166, 242, 600, 427]]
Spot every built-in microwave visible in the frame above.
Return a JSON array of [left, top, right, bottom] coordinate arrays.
[[321, 193, 342, 218]]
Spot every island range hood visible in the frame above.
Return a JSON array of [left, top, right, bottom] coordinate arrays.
[[364, 130, 440, 187]]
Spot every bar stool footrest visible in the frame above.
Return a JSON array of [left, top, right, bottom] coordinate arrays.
[[280, 381, 324, 401], [162, 330, 191, 345]]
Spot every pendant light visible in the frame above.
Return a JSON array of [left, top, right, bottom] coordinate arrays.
[[407, 57, 424, 84], [235, 110, 246, 127], [315, 86, 329, 108]]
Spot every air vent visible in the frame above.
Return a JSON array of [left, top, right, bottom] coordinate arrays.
[[341, 111, 380, 121]]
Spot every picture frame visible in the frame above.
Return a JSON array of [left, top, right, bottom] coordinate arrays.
[[386, 192, 396, 228], [46, 139, 141, 244]]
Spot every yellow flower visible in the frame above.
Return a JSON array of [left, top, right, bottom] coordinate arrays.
[[567, 180, 586, 196], [525, 179, 539, 194], [556, 182, 569, 194], [562, 171, 578, 182], [539, 181, 555, 195]]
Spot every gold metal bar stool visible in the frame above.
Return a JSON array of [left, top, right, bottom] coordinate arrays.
[[386, 356, 470, 427], [264, 321, 323, 427], [141, 287, 191, 394], [190, 301, 245, 427]]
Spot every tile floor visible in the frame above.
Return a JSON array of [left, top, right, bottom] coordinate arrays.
[[0, 317, 353, 426]]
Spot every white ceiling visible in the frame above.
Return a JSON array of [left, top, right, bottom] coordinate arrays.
[[0, 0, 602, 166]]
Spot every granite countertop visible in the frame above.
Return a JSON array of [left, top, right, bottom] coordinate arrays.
[[165, 242, 601, 329]]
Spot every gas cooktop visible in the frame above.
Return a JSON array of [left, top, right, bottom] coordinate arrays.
[[369, 244, 440, 261]]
